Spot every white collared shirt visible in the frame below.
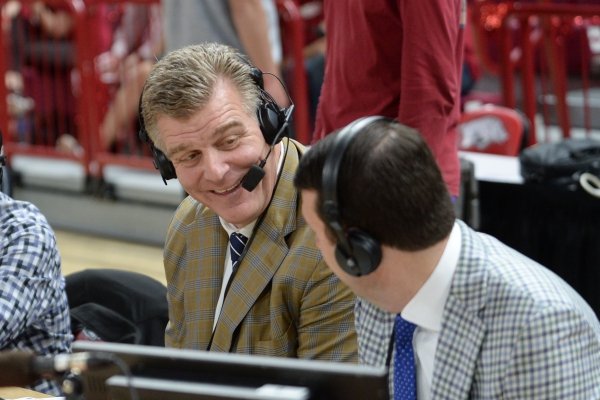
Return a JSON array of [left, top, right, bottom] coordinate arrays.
[[401, 222, 461, 400]]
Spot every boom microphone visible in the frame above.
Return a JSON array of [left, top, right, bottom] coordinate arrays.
[[241, 106, 294, 192], [241, 158, 268, 192], [0, 351, 113, 387]]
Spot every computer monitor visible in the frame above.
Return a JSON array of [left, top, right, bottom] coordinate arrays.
[[72, 341, 389, 400], [105, 375, 312, 400]]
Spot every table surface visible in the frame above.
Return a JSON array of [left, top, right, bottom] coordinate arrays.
[[459, 151, 523, 184], [0, 387, 53, 399]]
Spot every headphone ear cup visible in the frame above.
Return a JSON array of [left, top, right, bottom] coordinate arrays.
[[335, 229, 382, 277], [138, 124, 177, 182], [245, 62, 288, 145], [257, 99, 286, 145], [152, 147, 177, 181]]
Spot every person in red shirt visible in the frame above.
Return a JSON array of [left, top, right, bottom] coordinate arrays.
[[314, 0, 465, 197]]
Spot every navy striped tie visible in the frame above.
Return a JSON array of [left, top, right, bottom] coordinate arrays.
[[229, 232, 248, 269]]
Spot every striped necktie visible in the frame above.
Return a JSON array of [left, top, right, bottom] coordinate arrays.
[[393, 314, 417, 400], [229, 232, 248, 269]]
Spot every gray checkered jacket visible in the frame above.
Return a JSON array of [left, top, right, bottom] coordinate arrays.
[[356, 220, 600, 399]]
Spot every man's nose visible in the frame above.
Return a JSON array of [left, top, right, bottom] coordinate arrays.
[[201, 150, 230, 182]]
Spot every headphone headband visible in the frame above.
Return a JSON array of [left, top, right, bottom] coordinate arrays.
[[322, 116, 385, 220], [321, 116, 387, 277]]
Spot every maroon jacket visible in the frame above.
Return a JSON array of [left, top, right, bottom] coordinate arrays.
[[314, 0, 465, 196]]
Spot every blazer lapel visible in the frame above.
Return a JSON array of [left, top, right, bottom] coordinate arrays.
[[211, 227, 288, 351], [193, 209, 228, 350], [430, 296, 485, 399], [211, 139, 301, 351], [431, 222, 487, 400]]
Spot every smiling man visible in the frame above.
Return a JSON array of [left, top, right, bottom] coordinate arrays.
[[139, 43, 357, 361]]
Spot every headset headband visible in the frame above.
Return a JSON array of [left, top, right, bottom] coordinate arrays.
[[320, 116, 386, 276]]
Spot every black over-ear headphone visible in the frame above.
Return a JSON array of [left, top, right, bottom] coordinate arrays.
[[321, 116, 386, 277], [138, 61, 292, 185]]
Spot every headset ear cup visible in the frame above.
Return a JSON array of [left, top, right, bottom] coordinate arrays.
[[335, 229, 382, 277], [138, 121, 176, 182], [245, 61, 287, 144], [257, 99, 286, 145], [152, 147, 177, 181], [321, 116, 387, 277]]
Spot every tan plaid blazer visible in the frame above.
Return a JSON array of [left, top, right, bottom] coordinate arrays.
[[164, 138, 357, 362]]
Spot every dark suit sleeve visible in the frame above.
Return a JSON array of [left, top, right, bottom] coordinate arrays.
[[296, 258, 358, 362]]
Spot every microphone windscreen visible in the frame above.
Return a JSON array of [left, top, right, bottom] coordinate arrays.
[[241, 165, 265, 192]]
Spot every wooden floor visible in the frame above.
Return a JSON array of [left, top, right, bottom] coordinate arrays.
[[55, 229, 166, 285]]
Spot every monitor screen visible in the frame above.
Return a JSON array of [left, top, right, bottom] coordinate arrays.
[[72, 341, 389, 400]]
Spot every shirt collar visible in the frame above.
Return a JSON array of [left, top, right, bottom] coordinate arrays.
[[220, 219, 256, 239], [402, 221, 461, 332]]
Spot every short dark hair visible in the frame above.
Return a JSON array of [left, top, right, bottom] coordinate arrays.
[[294, 118, 455, 251]]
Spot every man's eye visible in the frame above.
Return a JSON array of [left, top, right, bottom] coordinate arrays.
[[221, 135, 240, 148], [178, 152, 200, 163]]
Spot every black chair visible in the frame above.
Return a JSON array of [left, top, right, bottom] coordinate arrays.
[[66, 269, 169, 347]]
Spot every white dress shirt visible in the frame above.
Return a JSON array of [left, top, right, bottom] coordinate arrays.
[[401, 222, 461, 400]]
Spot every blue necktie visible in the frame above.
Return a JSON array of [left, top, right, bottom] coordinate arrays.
[[229, 232, 248, 269], [393, 314, 417, 400]]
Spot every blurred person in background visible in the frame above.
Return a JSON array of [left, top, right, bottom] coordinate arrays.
[[93, 1, 287, 153], [313, 0, 465, 198], [162, 0, 288, 107], [95, 3, 163, 151], [4, 1, 112, 151], [5, 1, 76, 145]]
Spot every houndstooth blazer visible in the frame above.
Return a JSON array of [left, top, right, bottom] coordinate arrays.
[[163, 138, 357, 362], [356, 220, 600, 399]]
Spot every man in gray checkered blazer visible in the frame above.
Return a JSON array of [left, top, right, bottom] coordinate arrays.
[[295, 117, 600, 399]]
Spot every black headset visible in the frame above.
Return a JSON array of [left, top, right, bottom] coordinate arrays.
[[138, 61, 292, 185], [321, 116, 386, 277]]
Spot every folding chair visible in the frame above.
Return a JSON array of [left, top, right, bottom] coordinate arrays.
[[458, 104, 529, 156]]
